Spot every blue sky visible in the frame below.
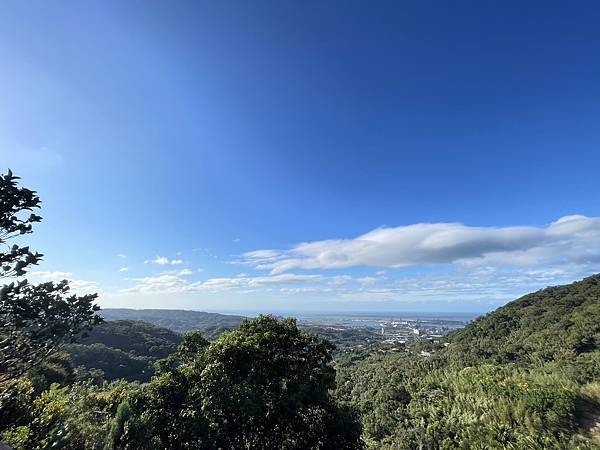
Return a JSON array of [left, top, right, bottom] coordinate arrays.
[[1, 1, 599, 313]]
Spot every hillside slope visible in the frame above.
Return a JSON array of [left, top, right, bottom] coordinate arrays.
[[78, 319, 182, 358], [65, 320, 182, 382], [337, 275, 600, 449], [446, 274, 600, 381]]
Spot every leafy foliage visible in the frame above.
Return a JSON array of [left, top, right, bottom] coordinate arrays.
[[78, 320, 182, 359], [0, 169, 42, 278], [63, 320, 182, 382], [0, 168, 103, 450], [336, 276, 600, 449], [0, 280, 101, 383], [445, 275, 600, 383], [118, 315, 364, 449], [0, 169, 102, 385], [2, 380, 131, 450], [67, 344, 154, 383]]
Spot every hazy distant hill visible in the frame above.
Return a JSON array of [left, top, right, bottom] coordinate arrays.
[[101, 309, 387, 348], [101, 308, 245, 338]]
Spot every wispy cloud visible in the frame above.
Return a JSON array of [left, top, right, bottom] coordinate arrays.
[[119, 272, 323, 295], [239, 215, 600, 274], [30, 271, 73, 279], [334, 265, 595, 304], [115, 263, 597, 307], [114, 215, 599, 307], [29, 271, 100, 295], [117, 254, 127, 259], [120, 274, 188, 295], [144, 255, 184, 265], [119, 267, 129, 272], [68, 279, 101, 295]]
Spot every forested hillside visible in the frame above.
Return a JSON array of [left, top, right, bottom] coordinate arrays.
[[65, 320, 182, 382], [336, 275, 600, 449], [445, 275, 600, 381], [78, 320, 182, 358]]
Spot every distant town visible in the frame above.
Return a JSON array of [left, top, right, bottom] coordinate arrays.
[[294, 312, 476, 351]]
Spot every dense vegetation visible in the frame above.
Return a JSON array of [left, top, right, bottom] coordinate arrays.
[[60, 320, 181, 382], [0, 169, 101, 384], [336, 275, 600, 449], [2, 316, 363, 449], [64, 320, 181, 382], [77, 320, 182, 359], [446, 276, 600, 382]]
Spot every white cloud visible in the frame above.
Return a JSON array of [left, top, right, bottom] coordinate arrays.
[[120, 274, 187, 294], [243, 249, 282, 261], [240, 215, 600, 273], [112, 215, 600, 307], [115, 263, 598, 307], [338, 265, 595, 304], [117, 254, 127, 259], [145, 256, 184, 265], [280, 287, 333, 294], [68, 279, 101, 295], [29, 271, 100, 295], [119, 272, 323, 295], [329, 275, 353, 285], [30, 271, 73, 279], [357, 276, 379, 286], [145, 256, 166, 265], [189, 273, 322, 293], [119, 267, 129, 272]]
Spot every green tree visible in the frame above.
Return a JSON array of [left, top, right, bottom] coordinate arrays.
[[0, 169, 42, 278], [119, 316, 363, 449], [2, 380, 132, 450], [0, 169, 102, 383]]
